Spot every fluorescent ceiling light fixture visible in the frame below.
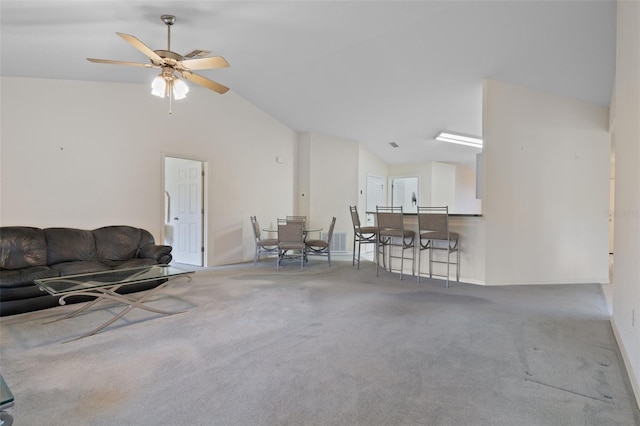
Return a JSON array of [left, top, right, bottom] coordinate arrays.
[[435, 131, 483, 148]]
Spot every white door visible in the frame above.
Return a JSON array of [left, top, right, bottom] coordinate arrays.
[[366, 174, 385, 225], [165, 157, 204, 266], [391, 176, 418, 213]]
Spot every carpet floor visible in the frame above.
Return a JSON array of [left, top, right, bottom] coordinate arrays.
[[1, 257, 639, 426]]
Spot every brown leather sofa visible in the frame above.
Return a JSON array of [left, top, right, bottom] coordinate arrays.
[[0, 225, 172, 316]]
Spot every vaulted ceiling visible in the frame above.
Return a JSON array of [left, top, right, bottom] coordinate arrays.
[[0, 1, 616, 167]]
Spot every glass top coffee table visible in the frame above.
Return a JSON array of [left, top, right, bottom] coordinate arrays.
[[0, 374, 14, 410], [35, 265, 194, 342], [0, 374, 14, 426]]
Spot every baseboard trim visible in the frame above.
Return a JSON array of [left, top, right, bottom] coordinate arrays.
[[610, 317, 640, 411]]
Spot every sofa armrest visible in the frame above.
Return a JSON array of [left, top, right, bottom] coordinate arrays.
[[138, 244, 173, 264]]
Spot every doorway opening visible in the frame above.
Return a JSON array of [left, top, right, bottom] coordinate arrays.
[[163, 156, 206, 267], [391, 176, 419, 213]]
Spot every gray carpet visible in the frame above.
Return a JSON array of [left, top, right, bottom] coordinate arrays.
[[1, 257, 639, 426]]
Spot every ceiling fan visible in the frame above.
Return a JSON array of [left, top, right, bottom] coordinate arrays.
[[87, 14, 229, 112]]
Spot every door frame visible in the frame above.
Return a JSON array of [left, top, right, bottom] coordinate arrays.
[[161, 152, 209, 267]]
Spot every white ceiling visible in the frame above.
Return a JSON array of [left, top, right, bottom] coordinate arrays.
[[0, 1, 616, 167]]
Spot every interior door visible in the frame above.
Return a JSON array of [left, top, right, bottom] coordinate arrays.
[[366, 174, 385, 230], [391, 176, 418, 213], [164, 157, 204, 266]]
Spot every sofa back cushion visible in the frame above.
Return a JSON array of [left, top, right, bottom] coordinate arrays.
[[44, 228, 97, 265], [0, 227, 48, 270], [93, 226, 142, 261]]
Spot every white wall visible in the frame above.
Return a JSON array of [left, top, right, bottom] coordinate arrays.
[[611, 0, 640, 407], [0, 77, 298, 267], [431, 162, 456, 209], [357, 144, 388, 213], [298, 132, 359, 241], [482, 79, 611, 285], [455, 164, 482, 214], [296, 132, 312, 220]]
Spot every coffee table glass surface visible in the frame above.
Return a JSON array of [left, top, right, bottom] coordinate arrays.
[[35, 264, 192, 295], [34, 265, 194, 342], [0, 375, 14, 410]]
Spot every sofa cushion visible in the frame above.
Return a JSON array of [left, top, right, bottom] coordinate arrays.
[[51, 261, 111, 276], [0, 227, 48, 270], [44, 228, 97, 265], [101, 258, 160, 269], [0, 266, 59, 288], [93, 226, 141, 261]]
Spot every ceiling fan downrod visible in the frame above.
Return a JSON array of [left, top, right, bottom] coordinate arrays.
[[161, 14, 175, 51]]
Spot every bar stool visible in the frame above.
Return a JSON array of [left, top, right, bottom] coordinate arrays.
[[376, 206, 415, 280], [349, 206, 377, 269], [417, 206, 459, 287]]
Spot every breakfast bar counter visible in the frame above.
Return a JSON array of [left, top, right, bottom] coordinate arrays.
[[366, 212, 486, 284]]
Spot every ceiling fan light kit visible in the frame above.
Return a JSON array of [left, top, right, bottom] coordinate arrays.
[[87, 14, 230, 114], [435, 131, 483, 148], [151, 68, 189, 100]]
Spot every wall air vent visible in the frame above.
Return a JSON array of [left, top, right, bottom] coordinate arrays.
[[323, 232, 347, 252]]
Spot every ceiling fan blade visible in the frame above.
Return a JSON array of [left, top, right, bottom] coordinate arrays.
[[116, 32, 164, 63], [183, 49, 211, 59], [87, 58, 158, 68], [181, 72, 229, 94], [179, 56, 230, 71]]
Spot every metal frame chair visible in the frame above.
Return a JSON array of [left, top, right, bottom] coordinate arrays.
[[250, 216, 278, 265], [349, 206, 377, 269], [417, 206, 459, 287], [305, 217, 336, 265], [277, 221, 305, 270], [285, 215, 306, 227], [376, 206, 415, 280]]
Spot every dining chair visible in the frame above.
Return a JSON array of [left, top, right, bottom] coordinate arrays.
[[349, 206, 377, 269], [250, 216, 279, 265], [277, 221, 305, 270], [305, 217, 336, 266], [417, 206, 459, 287], [286, 215, 306, 227], [376, 206, 415, 280]]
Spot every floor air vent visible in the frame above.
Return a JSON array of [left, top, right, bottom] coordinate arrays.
[[322, 231, 347, 253]]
